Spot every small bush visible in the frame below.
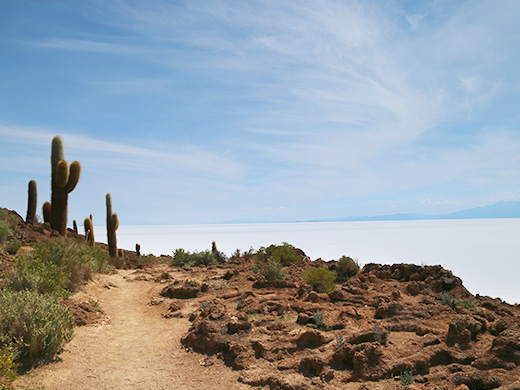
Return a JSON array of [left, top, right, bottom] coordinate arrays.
[[30, 238, 111, 291], [0, 290, 74, 363], [171, 248, 212, 267], [439, 293, 479, 309], [261, 259, 285, 281], [336, 256, 360, 282], [303, 267, 336, 293], [171, 247, 226, 267], [0, 210, 17, 244], [229, 247, 255, 263], [313, 310, 324, 329], [0, 346, 17, 389], [255, 243, 302, 266], [3, 255, 69, 297], [400, 370, 414, 386], [4, 239, 21, 255]]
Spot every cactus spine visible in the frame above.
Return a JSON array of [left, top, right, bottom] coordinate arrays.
[[84, 217, 94, 247], [106, 193, 119, 257], [26, 180, 37, 224], [50, 136, 81, 235]]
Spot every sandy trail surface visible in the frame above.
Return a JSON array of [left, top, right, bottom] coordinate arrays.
[[15, 269, 249, 390]]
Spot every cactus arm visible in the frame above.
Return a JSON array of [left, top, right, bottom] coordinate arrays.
[[64, 161, 81, 193], [112, 213, 119, 231], [55, 160, 70, 188]]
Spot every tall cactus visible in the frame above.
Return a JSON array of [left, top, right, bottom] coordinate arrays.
[[84, 216, 94, 247], [106, 193, 119, 257], [26, 180, 37, 224], [50, 136, 81, 235]]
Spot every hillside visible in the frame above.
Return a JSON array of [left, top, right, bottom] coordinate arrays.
[[2, 208, 520, 390]]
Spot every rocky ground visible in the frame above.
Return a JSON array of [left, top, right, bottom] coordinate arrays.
[[2, 208, 520, 389]]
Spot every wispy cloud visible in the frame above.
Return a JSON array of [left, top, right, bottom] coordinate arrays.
[[2, 0, 519, 222], [32, 38, 143, 54]]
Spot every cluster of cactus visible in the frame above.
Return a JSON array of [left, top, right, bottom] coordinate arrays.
[[42, 136, 81, 236], [23, 135, 127, 259], [106, 193, 119, 258]]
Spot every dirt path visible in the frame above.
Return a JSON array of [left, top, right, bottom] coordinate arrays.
[[15, 269, 250, 390]]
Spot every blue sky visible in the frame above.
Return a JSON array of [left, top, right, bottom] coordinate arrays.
[[1, 0, 519, 225]]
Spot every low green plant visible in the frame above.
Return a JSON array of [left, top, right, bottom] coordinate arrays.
[[29, 238, 111, 291], [0, 290, 74, 363], [336, 256, 360, 282], [313, 310, 324, 329], [335, 334, 344, 349], [439, 293, 479, 309], [251, 265, 259, 274], [4, 239, 21, 256], [255, 243, 302, 266], [303, 267, 336, 293], [400, 370, 414, 386], [171, 248, 223, 267], [0, 210, 17, 244], [3, 255, 69, 297], [0, 346, 17, 389], [260, 259, 285, 281], [229, 247, 255, 263]]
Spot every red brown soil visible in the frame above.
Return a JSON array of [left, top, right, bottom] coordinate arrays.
[[3, 208, 520, 390]]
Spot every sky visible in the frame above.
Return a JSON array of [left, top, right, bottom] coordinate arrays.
[[1, 0, 520, 225]]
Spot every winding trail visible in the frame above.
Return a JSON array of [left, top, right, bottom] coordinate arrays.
[[15, 269, 249, 390]]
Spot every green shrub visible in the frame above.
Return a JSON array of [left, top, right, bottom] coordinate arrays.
[[313, 310, 324, 329], [255, 243, 302, 266], [0, 210, 17, 244], [261, 259, 285, 281], [0, 290, 74, 363], [438, 293, 479, 309], [4, 239, 21, 256], [2, 255, 69, 297], [171, 247, 226, 267], [303, 267, 336, 293], [336, 256, 360, 282], [229, 247, 255, 263], [30, 238, 111, 291], [400, 370, 414, 386], [0, 346, 17, 389]]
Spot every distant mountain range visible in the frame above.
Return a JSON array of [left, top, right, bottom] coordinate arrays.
[[221, 200, 520, 224], [311, 200, 520, 223]]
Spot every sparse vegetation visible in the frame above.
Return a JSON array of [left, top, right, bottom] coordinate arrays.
[[171, 245, 227, 267], [335, 256, 360, 282], [303, 267, 336, 293]]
